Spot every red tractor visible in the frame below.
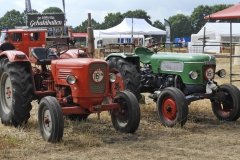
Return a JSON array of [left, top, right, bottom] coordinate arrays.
[[0, 20, 140, 143], [0, 28, 47, 54], [0, 27, 71, 55]]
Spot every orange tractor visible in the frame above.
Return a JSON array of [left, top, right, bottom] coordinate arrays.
[[0, 28, 46, 53], [0, 15, 140, 143]]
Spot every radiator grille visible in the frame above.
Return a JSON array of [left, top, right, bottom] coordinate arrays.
[[58, 70, 71, 79], [89, 63, 107, 94]]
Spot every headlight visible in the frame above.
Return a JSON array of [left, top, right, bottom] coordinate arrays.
[[66, 75, 77, 85], [189, 71, 198, 80], [109, 73, 116, 82], [216, 69, 226, 78], [205, 67, 215, 80]]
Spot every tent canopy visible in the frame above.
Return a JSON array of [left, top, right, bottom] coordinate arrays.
[[94, 30, 144, 38], [100, 18, 166, 35], [189, 22, 240, 53], [197, 22, 240, 37], [205, 3, 240, 20]]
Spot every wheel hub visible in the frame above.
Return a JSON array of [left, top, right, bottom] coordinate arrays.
[[0, 73, 13, 114], [115, 101, 128, 128], [43, 110, 52, 137], [162, 98, 177, 121], [216, 101, 231, 118], [6, 87, 12, 99], [166, 106, 172, 113]]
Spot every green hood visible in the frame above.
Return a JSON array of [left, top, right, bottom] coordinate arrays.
[[134, 47, 215, 64], [151, 52, 215, 62], [108, 47, 217, 84]]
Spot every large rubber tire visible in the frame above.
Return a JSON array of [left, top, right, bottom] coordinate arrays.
[[108, 57, 141, 100], [38, 96, 64, 143], [157, 87, 188, 127], [0, 58, 33, 127], [211, 84, 240, 121], [66, 114, 90, 121], [111, 90, 140, 133]]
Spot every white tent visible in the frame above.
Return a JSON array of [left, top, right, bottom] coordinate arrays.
[[189, 22, 240, 53], [100, 18, 166, 35], [94, 30, 144, 48]]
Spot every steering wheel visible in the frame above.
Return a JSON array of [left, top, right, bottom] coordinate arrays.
[[147, 43, 164, 52], [46, 43, 70, 57], [77, 46, 88, 58]]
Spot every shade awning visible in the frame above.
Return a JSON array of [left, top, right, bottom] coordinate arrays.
[[100, 18, 166, 35], [205, 3, 240, 20]]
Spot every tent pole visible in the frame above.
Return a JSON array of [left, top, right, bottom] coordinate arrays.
[[138, 34, 139, 46], [230, 20, 233, 84], [203, 27, 206, 53], [131, 18, 133, 43]]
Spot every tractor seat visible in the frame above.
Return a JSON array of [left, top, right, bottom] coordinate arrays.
[[31, 47, 58, 65], [134, 47, 154, 64]]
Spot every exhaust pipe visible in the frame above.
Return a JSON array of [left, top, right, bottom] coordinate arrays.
[[87, 13, 94, 58]]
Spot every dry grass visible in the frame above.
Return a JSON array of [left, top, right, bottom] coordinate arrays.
[[1, 58, 240, 160]]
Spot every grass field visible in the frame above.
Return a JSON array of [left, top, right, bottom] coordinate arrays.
[[0, 57, 240, 160]]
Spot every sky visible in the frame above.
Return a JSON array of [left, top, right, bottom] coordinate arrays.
[[0, 0, 239, 27]]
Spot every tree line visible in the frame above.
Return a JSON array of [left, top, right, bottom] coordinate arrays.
[[0, 4, 233, 40]]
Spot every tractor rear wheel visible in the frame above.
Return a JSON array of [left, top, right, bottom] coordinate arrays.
[[211, 84, 240, 121], [38, 96, 64, 143], [0, 58, 33, 127], [157, 87, 188, 127], [111, 91, 140, 133], [108, 57, 141, 100]]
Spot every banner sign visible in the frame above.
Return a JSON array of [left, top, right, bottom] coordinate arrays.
[[27, 13, 65, 28], [164, 19, 171, 48]]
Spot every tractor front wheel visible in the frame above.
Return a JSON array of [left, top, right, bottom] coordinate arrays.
[[111, 91, 140, 133], [108, 57, 141, 100], [211, 84, 240, 121], [38, 96, 64, 143], [157, 87, 188, 127]]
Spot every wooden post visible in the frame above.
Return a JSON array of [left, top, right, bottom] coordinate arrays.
[[230, 20, 233, 84], [87, 13, 95, 58]]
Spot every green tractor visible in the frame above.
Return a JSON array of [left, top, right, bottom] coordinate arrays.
[[106, 46, 240, 127]]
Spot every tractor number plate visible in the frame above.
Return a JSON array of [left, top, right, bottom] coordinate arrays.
[[93, 69, 104, 83]]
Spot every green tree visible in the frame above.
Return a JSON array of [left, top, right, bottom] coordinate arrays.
[[151, 20, 166, 43], [0, 10, 24, 29], [101, 12, 124, 29], [100, 10, 152, 29], [30, 9, 39, 13], [42, 7, 63, 13], [123, 9, 152, 24], [191, 5, 211, 34], [73, 9, 153, 31], [211, 4, 232, 14], [74, 19, 101, 32], [191, 4, 231, 33], [153, 20, 165, 30], [168, 14, 192, 39]]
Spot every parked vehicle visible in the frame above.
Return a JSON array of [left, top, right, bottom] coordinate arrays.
[[106, 45, 240, 127], [0, 27, 71, 56], [0, 18, 140, 143], [0, 28, 46, 54]]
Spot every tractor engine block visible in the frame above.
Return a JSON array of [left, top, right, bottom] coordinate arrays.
[[140, 65, 180, 93], [33, 67, 55, 92]]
